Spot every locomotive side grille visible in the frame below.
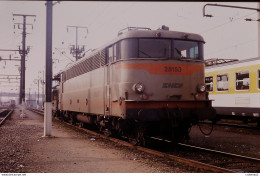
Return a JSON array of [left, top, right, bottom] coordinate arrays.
[[89, 57, 94, 70], [72, 66, 76, 79], [71, 67, 75, 79], [67, 70, 70, 80], [74, 65, 80, 77], [62, 49, 106, 82], [100, 49, 106, 66], [79, 63, 84, 76], [82, 59, 88, 73], [87, 59, 92, 72], [92, 55, 100, 70]]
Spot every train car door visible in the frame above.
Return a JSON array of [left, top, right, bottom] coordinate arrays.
[[105, 46, 114, 116]]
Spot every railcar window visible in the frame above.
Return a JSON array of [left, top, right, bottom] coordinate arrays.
[[236, 71, 250, 90], [217, 74, 229, 91], [205, 76, 213, 92], [139, 39, 171, 58], [258, 70, 260, 89], [173, 40, 202, 60]]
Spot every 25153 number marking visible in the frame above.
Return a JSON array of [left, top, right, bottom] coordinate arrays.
[[164, 66, 182, 72]]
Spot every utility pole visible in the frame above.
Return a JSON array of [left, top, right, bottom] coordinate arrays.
[[13, 14, 36, 104], [67, 25, 88, 61], [44, 0, 53, 137], [45, 0, 60, 136]]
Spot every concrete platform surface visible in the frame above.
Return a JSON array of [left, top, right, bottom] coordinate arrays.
[[0, 108, 177, 173]]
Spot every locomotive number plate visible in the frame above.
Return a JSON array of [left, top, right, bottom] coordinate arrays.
[[164, 66, 182, 72]]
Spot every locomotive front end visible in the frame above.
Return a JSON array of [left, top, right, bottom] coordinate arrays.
[[109, 28, 216, 143]]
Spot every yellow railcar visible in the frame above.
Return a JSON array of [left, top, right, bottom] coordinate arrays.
[[205, 57, 260, 126]]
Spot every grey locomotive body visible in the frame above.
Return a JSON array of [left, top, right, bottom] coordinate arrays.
[[53, 26, 216, 145]]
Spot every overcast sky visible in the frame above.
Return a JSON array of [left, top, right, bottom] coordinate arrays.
[[0, 1, 259, 98]]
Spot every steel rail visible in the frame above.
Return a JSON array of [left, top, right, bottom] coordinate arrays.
[[178, 143, 260, 162], [201, 120, 260, 130], [0, 110, 13, 126]]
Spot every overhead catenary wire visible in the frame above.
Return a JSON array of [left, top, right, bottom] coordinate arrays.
[[87, 2, 112, 28], [206, 38, 258, 56], [89, 3, 135, 33], [200, 11, 257, 34], [54, 48, 74, 63], [201, 8, 258, 59]]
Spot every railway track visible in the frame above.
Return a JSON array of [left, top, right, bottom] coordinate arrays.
[[147, 138, 260, 173], [0, 109, 13, 126], [28, 108, 260, 173], [200, 120, 260, 130], [176, 143, 260, 172]]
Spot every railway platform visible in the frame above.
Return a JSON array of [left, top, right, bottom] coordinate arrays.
[[0, 108, 175, 173]]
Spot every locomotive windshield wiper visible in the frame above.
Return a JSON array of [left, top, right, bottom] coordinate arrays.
[[138, 49, 152, 58], [175, 48, 183, 58]]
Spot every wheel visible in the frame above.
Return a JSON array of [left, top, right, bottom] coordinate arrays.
[[69, 113, 77, 125], [257, 118, 260, 128], [79, 122, 86, 128], [129, 125, 146, 146]]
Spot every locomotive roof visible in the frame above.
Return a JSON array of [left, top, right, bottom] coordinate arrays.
[[59, 29, 205, 73], [112, 29, 205, 43]]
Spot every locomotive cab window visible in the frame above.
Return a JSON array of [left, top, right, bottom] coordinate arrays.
[[173, 40, 203, 60], [205, 76, 213, 92], [217, 74, 229, 91], [115, 38, 204, 60], [235, 71, 250, 90], [117, 39, 138, 59], [107, 44, 120, 63], [139, 39, 171, 58], [108, 46, 113, 63]]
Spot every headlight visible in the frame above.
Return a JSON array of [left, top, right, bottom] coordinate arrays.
[[133, 83, 145, 94], [197, 84, 206, 93]]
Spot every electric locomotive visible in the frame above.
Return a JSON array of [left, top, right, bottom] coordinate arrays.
[[53, 26, 216, 145]]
